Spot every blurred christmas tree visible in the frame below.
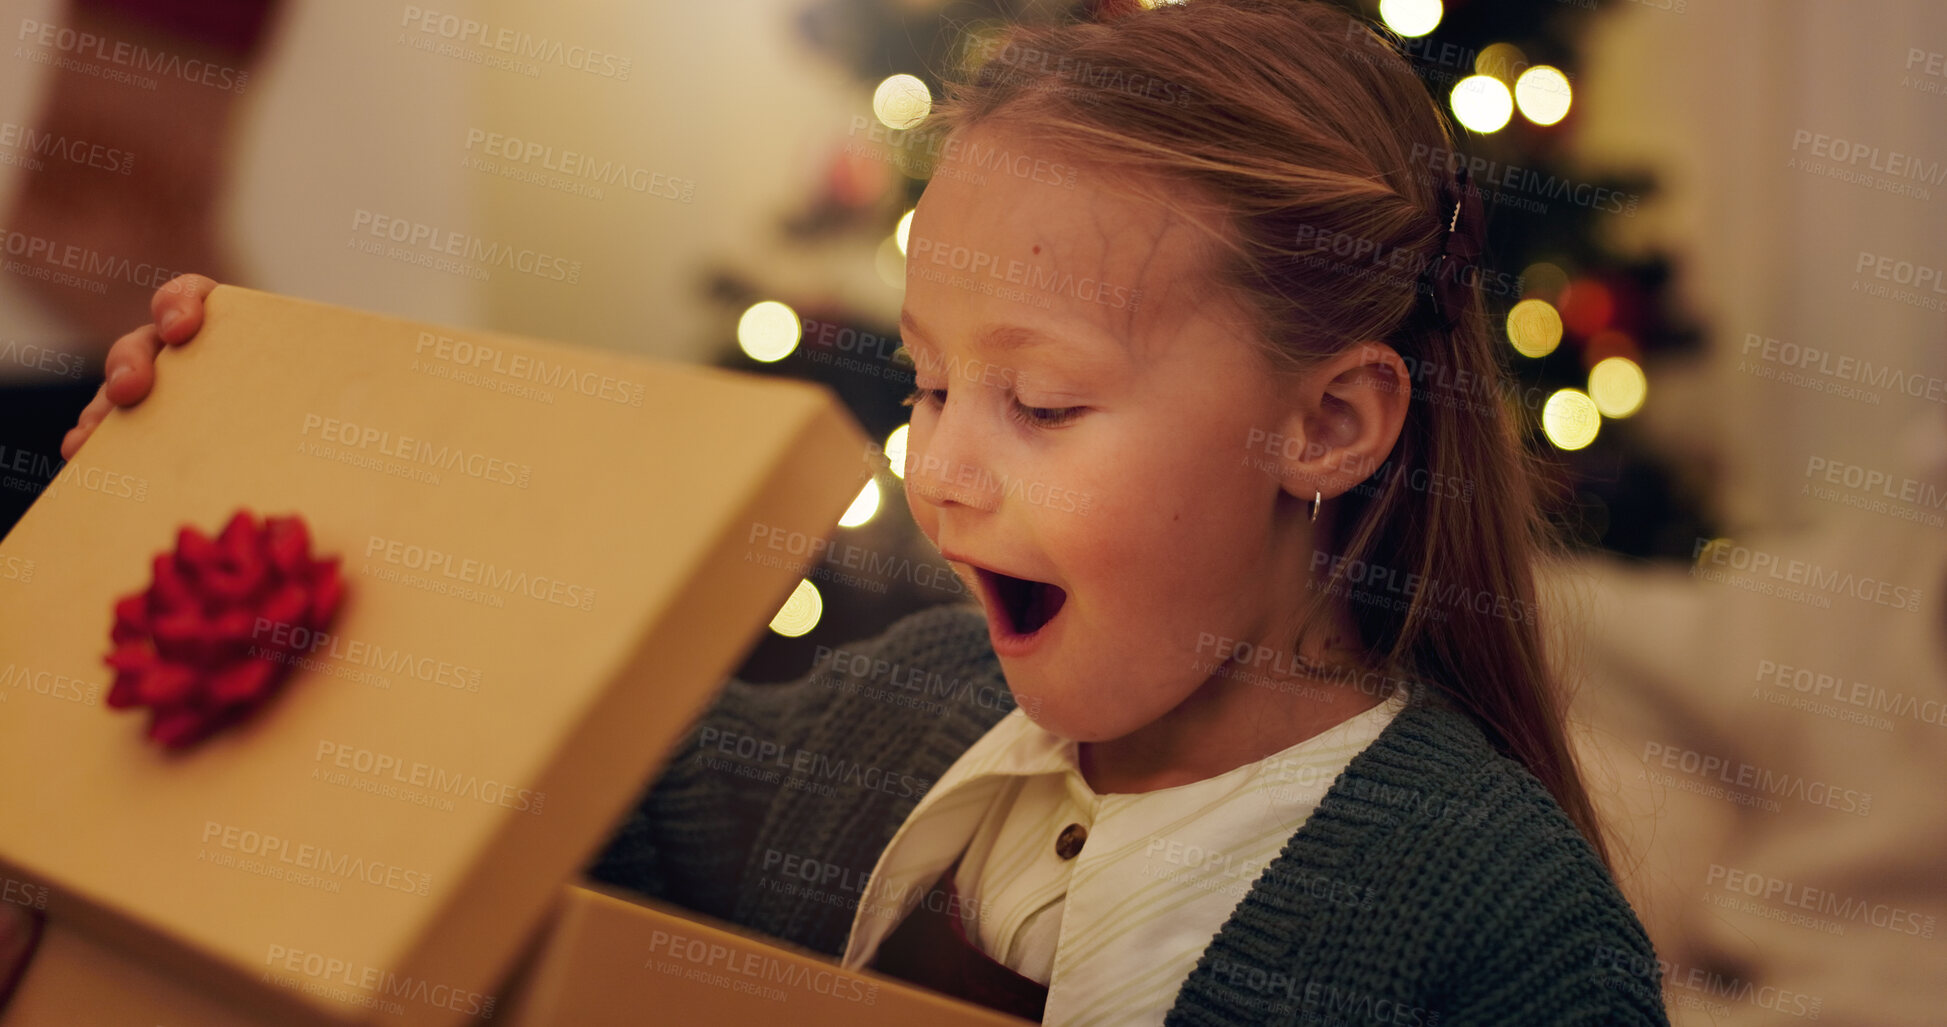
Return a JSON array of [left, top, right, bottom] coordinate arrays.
[[1382, 0, 1712, 561]]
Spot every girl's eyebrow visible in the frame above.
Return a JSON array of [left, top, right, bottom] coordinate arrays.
[[980, 323, 1062, 354]]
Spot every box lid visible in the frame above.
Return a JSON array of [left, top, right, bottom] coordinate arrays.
[[0, 286, 872, 1025]]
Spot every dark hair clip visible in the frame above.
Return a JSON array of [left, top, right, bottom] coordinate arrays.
[[1417, 165, 1487, 333]]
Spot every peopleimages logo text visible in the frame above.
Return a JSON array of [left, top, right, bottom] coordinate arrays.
[[349, 209, 582, 284], [1691, 538, 1922, 612]]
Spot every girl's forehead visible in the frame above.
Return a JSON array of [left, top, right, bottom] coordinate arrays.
[[918, 161, 1187, 272], [907, 149, 1224, 354], [927, 124, 1216, 258]]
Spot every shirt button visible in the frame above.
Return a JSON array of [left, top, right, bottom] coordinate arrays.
[[1055, 823, 1088, 860]]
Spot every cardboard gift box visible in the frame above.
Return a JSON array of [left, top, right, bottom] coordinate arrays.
[[0, 285, 966, 1025], [488, 884, 1030, 1026], [0, 879, 1033, 1026]]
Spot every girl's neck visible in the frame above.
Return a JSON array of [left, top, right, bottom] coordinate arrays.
[[1076, 631, 1394, 795]]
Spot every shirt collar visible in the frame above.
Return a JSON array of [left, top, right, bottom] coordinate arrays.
[[947, 683, 1412, 798]]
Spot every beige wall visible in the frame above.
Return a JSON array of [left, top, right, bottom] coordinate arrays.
[[0, 0, 893, 364]]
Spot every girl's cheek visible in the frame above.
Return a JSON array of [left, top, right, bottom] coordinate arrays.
[[907, 492, 938, 548], [901, 420, 939, 541]]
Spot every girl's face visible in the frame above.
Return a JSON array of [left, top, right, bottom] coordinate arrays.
[[900, 125, 1326, 744]]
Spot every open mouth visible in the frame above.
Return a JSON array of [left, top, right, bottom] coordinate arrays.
[[975, 566, 1068, 638]]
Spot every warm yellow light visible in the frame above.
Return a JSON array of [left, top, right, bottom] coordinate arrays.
[[1514, 66, 1573, 126], [1379, 0, 1442, 37], [1520, 261, 1569, 303], [769, 579, 823, 637], [1588, 356, 1647, 418], [1450, 75, 1514, 133], [1542, 389, 1601, 451], [885, 424, 910, 480], [839, 478, 881, 528], [737, 301, 801, 363], [1506, 299, 1564, 359], [873, 74, 932, 131], [1474, 43, 1526, 82], [896, 209, 915, 255], [875, 235, 906, 291]]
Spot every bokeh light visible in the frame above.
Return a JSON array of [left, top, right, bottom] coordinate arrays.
[[1378, 0, 1442, 37], [895, 209, 915, 255], [1559, 279, 1616, 337], [1450, 75, 1514, 133], [1588, 357, 1648, 418], [1506, 298, 1564, 358], [873, 74, 932, 131], [839, 478, 881, 527], [1474, 43, 1527, 82], [875, 235, 906, 290], [768, 579, 823, 637], [885, 424, 910, 480], [1586, 328, 1641, 367], [1542, 389, 1601, 450], [1514, 66, 1573, 126], [737, 301, 801, 363], [1520, 261, 1570, 303]]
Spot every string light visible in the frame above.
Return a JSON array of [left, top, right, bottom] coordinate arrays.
[[1520, 262, 1570, 303], [737, 301, 801, 363], [873, 75, 931, 131], [1588, 357, 1647, 418], [1506, 299, 1564, 359], [1514, 66, 1573, 126], [896, 209, 915, 255], [1586, 328, 1640, 366], [1542, 389, 1601, 450], [1559, 279, 1615, 337], [875, 235, 906, 290], [1450, 75, 1514, 133], [1378, 0, 1442, 37], [1474, 43, 1526, 82], [839, 479, 882, 527], [769, 580, 823, 637], [885, 424, 910, 480]]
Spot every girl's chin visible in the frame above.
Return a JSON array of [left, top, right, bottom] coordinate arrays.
[[1009, 691, 1143, 744]]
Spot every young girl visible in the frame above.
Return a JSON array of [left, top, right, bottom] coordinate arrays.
[[60, 1, 1668, 1023]]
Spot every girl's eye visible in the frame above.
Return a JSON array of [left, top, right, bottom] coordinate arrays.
[[900, 386, 1084, 429], [1008, 401, 1083, 429]]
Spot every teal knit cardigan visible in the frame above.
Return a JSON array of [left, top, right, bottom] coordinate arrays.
[[590, 604, 1670, 1025]]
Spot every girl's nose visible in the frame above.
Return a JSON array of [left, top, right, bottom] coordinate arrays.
[[905, 403, 1002, 513]]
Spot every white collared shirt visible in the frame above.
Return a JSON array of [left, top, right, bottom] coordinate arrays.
[[842, 686, 1408, 1026]]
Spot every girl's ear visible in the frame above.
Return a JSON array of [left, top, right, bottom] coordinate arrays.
[[1271, 341, 1411, 502]]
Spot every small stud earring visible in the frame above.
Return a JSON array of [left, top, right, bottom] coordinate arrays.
[[1310, 490, 1322, 523]]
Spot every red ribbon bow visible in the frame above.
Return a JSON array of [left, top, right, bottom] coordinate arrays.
[[104, 510, 344, 749]]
